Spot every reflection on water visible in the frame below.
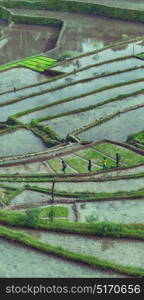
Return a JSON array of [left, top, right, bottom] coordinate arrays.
[[0, 129, 47, 156], [0, 23, 59, 65], [55, 11, 144, 58], [81, 39, 104, 53]]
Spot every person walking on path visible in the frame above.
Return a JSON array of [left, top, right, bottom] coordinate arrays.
[[116, 153, 120, 168], [102, 157, 107, 170], [61, 159, 67, 174], [88, 159, 92, 172]]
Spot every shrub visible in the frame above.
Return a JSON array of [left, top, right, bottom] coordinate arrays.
[[85, 214, 99, 223], [25, 208, 40, 227], [47, 206, 55, 222]]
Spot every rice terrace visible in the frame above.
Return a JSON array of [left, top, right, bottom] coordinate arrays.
[[0, 0, 144, 279]]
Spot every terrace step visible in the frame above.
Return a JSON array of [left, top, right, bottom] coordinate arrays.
[[72, 153, 102, 168], [60, 158, 79, 174], [42, 161, 55, 174]]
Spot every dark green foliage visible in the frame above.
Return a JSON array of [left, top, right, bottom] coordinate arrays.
[[47, 206, 55, 222], [25, 208, 40, 227], [127, 130, 144, 147], [30, 122, 61, 147], [0, 209, 144, 241]]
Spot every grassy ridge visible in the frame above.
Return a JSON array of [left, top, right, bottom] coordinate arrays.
[[127, 130, 144, 147], [0, 224, 143, 277], [26, 186, 144, 201], [0, 209, 144, 239]]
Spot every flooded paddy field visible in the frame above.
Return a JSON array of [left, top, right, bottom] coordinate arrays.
[[0, 161, 51, 175], [10, 190, 52, 207], [39, 67, 144, 106], [17, 84, 144, 124], [10, 195, 144, 223], [78, 106, 144, 142], [52, 40, 144, 72], [2, 62, 144, 123], [10, 192, 75, 210], [61, 57, 144, 83], [0, 1, 144, 279], [41, 98, 144, 140], [0, 68, 50, 94], [0, 237, 123, 278], [4, 69, 144, 124], [0, 128, 47, 157], [54, 178, 144, 193], [12, 8, 144, 58], [77, 199, 144, 223], [1, 42, 144, 106], [18, 229, 144, 270], [0, 23, 59, 65]]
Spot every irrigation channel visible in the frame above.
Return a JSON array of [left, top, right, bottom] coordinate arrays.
[[0, 0, 143, 278]]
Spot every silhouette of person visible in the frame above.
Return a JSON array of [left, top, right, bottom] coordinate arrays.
[[88, 159, 92, 172]]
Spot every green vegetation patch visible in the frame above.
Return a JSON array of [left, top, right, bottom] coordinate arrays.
[[0, 55, 57, 73], [0, 208, 144, 239], [48, 157, 75, 174], [35, 206, 68, 218], [64, 155, 89, 173], [127, 130, 144, 147], [0, 184, 22, 205], [47, 143, 143, 175], [77, 148, 115, 168], [94, 142, 144, 167], [137, 53, 144, 60]]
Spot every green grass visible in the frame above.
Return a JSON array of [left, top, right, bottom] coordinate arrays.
[[64, 154, 100, 172], [48, 157, 75, 174], [0, 55, 57, 73], [127, 130, 144, 146], [77, 148, 115, 168], [31, 206, 69, 218], [94, 142, 144, 167], [64, 155, 90, 173], [47, 143, 143, 175], [0, 184, 22, 205], [0, 208, 144, 240]]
